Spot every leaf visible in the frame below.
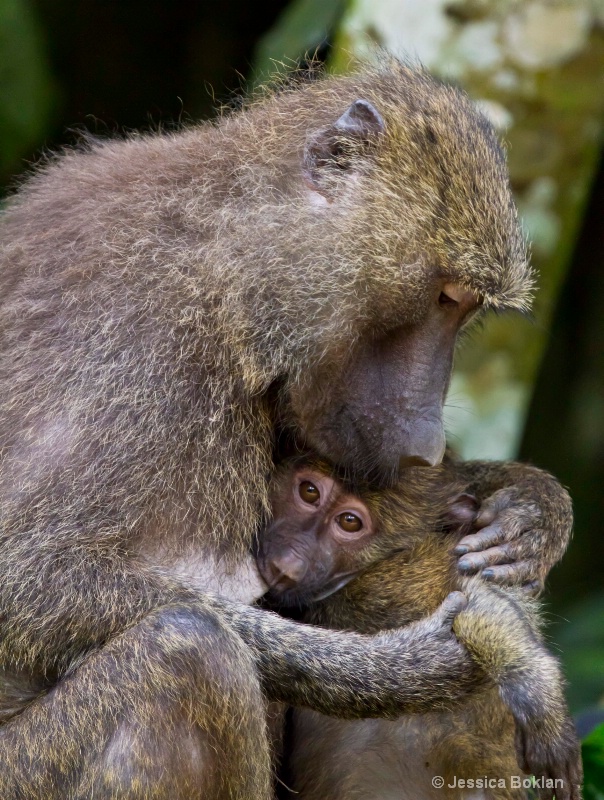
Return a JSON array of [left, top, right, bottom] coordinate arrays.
[[583, 723, 604, 800], [0, 0, 57, 179], [251, 0, 346, 86]]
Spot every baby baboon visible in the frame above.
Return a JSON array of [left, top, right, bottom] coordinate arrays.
[[258, 457, 582, 800], [0, 59, 572, 797]]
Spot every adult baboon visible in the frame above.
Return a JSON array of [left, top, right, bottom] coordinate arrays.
[[0, 60, 570, 797]]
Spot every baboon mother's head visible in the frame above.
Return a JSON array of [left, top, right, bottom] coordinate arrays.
[[257, 62, 533, 482]]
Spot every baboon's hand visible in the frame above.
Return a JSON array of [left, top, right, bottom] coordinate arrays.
[[515, 715, 582, 800], [421, 590, 468, 634], [454, 482, 572, 595], [373, 592, 485, 714]]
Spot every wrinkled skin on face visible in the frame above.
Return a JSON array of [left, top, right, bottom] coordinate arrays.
[[258, 464, 377, 605], [290, 282, 480, 477], [257, 458, 473, 605]]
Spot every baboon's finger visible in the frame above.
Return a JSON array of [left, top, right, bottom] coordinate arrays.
[[473, 489, 519, 528], [454, 522, 507, 555], [457, 543, 514, 573], [480, 560, 535, 586], [436, 591, 468, 628], [474, 505, 499, 528]]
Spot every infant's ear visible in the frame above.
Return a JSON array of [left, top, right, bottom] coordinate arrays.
[[445, 493, 480, 527], [303, 99, 385, 196]]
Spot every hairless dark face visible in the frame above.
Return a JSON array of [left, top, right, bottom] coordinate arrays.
[[258, 459, 480, 606], [290, 282, 481, 481], [328, 282, 480, 471], [257, 465, 376, 606]]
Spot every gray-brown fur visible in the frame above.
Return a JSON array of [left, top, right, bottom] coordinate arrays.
[[0, 58, 566, 797], [261, 460, 581, 800]]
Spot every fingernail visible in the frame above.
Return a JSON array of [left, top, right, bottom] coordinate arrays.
[[482, 569, 494, 580], [458, 560, 472, 572], [454, 545, 469, 556]]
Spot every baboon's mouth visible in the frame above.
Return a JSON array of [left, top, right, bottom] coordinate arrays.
[[310, 571, 359, 602]]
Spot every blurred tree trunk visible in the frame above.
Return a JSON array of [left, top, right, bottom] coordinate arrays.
[[519, 156, 604, 711]]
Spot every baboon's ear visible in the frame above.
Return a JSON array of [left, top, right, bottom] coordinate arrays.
[[303, 99, 385, 195], [446, 493, 480, 526]]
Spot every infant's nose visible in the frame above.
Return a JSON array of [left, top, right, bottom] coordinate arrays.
[[265, 553, 308, 591]]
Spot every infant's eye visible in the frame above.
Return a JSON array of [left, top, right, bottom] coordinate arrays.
[[336, 512, 362, 533], [299, 481, 320, 504]]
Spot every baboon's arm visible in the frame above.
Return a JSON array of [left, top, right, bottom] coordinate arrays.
[[447, 457, 573, 593], [456, 578, 582, 800], [215, 591, 483, 718], [0, 518, 477, 721], [0, 599, 275, 799]]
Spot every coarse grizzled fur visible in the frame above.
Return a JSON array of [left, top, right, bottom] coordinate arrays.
[[267, 460, 580, 800], [0, 58, 565, 799]]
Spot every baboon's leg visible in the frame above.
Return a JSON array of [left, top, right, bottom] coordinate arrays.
[[0, 603, 270, 800]]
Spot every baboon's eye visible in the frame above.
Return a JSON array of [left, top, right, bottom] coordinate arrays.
[[438, 291, 458, 308], [299, 481, 320, 504], [336, 512, 363, 533]]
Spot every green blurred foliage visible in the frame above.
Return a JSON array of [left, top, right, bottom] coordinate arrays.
[[552, 592, 604, 711], [0, 0, 56, 182], [583, 723, 604, 800], [251, 0, 345, 85]]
